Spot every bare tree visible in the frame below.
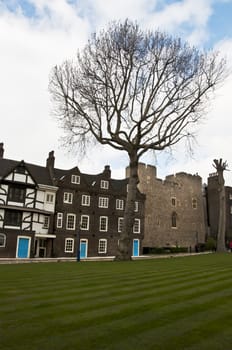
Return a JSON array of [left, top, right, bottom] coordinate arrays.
[[49, 20, 226, 260], [213, 159, 228, 252]]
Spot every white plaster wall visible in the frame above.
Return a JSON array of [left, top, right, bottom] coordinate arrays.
[[0, 209, 4, 228], [25, 188, 36, 208], [36, 190, 45, 210]]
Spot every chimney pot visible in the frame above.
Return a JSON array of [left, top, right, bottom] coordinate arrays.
[[0, 143, 4, 159]]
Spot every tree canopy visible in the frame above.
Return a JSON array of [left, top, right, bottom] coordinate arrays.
[[49, 20, 226, 260]]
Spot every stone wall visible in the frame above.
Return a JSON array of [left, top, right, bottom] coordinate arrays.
[[127, 163, 206, 249]]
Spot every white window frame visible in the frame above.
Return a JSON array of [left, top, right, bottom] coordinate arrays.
[[118, 217, 124, 232], [64, 192, 73, 204], [66, 213, 76, 230], [57, 213, 63, 228], [99, 216, 108, 232], [98, 239, 107, 254], [43, 216, 49, 229], [0, 233, 6, 247], [116, 199, 124, 210], [134, 201, 139, 212], [65, 238, 74, 253], [46, 193, 54, 203], [100, 180, 109, 189], [133, 218, 141, 234], [81, 194, 90, 206], [71, 174, 80, 184], [98, 197, 109, 208], [80, 215, 89, 230]]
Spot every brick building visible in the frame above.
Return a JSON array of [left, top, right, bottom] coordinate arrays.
[[0, 144, 145, 258]]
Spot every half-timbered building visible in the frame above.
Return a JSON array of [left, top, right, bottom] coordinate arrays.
[[0, 144, 58, 258]]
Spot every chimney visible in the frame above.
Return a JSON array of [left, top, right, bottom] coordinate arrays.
[[46, 150, 55, 179], [104, 165, 111, 178], [0, 143, 4, 159]]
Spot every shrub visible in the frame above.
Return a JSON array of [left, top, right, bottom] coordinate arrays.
[[143, 247, 188, 255], [205, 237, 217, 251]]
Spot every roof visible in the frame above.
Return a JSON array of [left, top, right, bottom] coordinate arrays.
[[0, 158, 54, 186]]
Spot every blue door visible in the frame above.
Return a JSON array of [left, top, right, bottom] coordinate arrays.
[[80, 240, 87, 259], [17, 237, 30, 258], [133, 239, 139, 257]]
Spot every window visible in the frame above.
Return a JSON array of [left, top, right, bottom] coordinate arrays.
[[46, 193, 54, 203], [80, 215, 89, 230], [65, 238, 74, 253], [134, 201, 139, 212], [82, 195, 90, 206], [8, 185, 25, 203], [57, 213, 63, 228], [230, 193, 232, 200], [0, 233, 6, 247], [171, 197, 176, 207], [171, 212, 177, 228], [133, 219, 140, 233], [98, 239, 107, 253], [118, 217, 124, 232], [99, 216, 108, 232], [100, 180, 109, 189], [64, 192, 73, 204], [66, 214, 76, 230], [71, 175, 80, 184], [43, 216, 49, 229], [116, 199, 124, 210], [192, 198, 197, 209], [4, 210, 22, 227], [98, 197, 109, 208], [230, 206, 232, 215]]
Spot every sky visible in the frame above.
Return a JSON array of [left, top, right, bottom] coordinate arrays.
[[1, 0, 232, 185]]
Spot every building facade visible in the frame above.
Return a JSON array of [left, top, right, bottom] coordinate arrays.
[[206, 173, 232, 244], [0, 144, 145, 259], [0, 146, 58, 258], [130, 163, 206, 251]]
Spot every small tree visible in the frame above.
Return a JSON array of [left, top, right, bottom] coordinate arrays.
[[49, 20, 226, 260], [213, 159, 228, 252]]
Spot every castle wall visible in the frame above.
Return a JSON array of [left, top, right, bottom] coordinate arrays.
[[135, 163, 206, 249]]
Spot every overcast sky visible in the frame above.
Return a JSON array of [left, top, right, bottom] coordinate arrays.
[[1, 0, 232, 185]]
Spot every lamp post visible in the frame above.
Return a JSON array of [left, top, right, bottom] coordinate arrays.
[[76, 223, 80, 262]]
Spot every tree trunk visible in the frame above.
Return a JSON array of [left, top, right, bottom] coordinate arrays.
[[115, 152, 139, 261], [217, 170, 227, 252]]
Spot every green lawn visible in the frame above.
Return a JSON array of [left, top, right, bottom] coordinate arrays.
[[1, 254, 232, 350]]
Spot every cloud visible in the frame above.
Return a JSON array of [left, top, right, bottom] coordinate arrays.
[[0, 0, 232, 186]]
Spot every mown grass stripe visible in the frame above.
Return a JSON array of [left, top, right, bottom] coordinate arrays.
[[1, 254, 232, 350]]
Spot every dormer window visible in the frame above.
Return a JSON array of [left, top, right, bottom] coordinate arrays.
[[71, 175, 80, 184], [100, 180, 109, 189]]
